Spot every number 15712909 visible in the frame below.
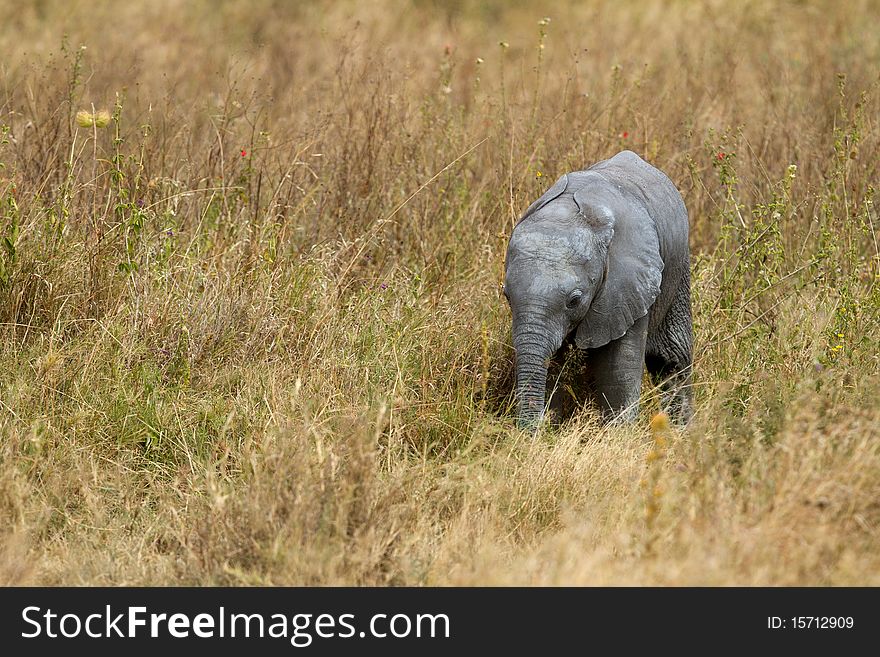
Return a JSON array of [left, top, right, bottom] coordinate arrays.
[[768, 617, 854, 629]]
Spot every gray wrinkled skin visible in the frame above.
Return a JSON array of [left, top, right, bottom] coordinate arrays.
[[504, 150, 693, 430]]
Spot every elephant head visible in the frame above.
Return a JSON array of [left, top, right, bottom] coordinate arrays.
[[504, 170, 664, 429]]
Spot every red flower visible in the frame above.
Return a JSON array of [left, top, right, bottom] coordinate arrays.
[[241, 149, 247, 157], [622, 131, 629, 139], [717, 152, 725, 160]]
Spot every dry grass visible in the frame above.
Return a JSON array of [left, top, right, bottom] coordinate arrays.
[[1, 0, 878, 585]]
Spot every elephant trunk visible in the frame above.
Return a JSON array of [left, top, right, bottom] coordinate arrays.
[[513, 314, 556, 430]]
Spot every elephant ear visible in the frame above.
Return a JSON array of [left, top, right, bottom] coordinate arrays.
[[575, 192, 663, 350], [520, 174, 569, 221]]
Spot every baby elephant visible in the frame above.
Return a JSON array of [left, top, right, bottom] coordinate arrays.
[[504, 150, 693, 430]]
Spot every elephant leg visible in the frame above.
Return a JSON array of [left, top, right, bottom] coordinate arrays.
[[587, 314, 649, 422], [646, 283, 694, 425]]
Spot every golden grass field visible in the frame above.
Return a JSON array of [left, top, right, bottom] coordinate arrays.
[[0, 0, 878, 585]]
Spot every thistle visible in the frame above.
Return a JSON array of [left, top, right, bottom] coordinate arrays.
[[76, 109, 111, 128]]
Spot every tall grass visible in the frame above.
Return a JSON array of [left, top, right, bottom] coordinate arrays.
[[1, 0, 878, 585]]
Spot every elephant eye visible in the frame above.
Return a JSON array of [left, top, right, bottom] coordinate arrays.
[[566, 290, 583, 309]]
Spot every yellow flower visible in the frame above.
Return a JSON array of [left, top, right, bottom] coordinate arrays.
[[650, 412, 670, 434], [646, 450, 663, 463]]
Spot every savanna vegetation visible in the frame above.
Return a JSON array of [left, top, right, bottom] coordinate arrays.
[[0, 0, 878, 585]]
